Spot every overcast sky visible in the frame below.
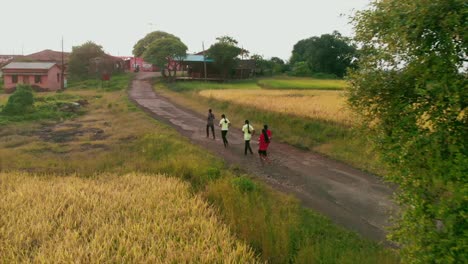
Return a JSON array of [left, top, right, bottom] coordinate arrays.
[[0, 0, 371, 60]]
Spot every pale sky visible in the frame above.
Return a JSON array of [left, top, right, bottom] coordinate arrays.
[[0, 0, 370, 61]]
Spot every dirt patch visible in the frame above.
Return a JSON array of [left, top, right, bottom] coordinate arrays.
[[80, 143, 110, 151], [38, 125, 106, 143]]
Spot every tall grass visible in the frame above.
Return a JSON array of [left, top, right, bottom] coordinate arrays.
[[0, 172, 257, 263], [258, 77, 347, 90], [207, 176, 398, 264], [199, 89, 353, 125]]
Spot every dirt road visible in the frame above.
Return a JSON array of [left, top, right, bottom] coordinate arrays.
[[129, 72, 396, 243]]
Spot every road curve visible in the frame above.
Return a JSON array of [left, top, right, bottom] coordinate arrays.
[[128, 72, 396, 243]]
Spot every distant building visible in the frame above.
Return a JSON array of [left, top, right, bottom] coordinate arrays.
[[119, 57, 158, 72], [178, 54, 255, 79], [1, 62, 64, 93], [88, 54, 126, 76]]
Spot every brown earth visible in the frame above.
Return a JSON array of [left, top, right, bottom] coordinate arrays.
[[129, 72, 397, 243]]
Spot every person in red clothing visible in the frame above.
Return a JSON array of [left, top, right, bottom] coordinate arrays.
[[258, 125, 272, 165]]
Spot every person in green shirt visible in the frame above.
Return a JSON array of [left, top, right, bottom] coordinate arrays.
[[219, 114, 230, 147], [242, 120, 255, 155]]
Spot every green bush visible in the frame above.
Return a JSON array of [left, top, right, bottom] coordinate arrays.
[[291, 62, 312, 77], [2, 85, 34, 115]]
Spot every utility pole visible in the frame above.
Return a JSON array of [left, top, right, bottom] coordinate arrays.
[[61, 37, 65, 90], [202, 41, 207, 81], [240, 45, 244, 79]]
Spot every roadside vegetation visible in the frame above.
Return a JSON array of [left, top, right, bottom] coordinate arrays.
[[0, 81, 397, 263], [162, 78, 387, 175], [67, 72, 132, 91]]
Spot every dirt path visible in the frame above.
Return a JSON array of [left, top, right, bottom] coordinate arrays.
[[129, 72, 396, 243]]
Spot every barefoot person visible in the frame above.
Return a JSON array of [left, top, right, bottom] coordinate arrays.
[[219, 114, 230, 147], [242, 120, 255, 155], [258, 126, 272, 165], [206, 109, 215, 139]]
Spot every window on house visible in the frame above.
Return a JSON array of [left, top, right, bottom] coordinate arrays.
[[12, 75, 18, 83], [57, 73, 60, 82], [35, 75, 41, 83]]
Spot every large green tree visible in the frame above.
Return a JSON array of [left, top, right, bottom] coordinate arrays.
[[132, 31, 180, 57], [207, 36, 242, 78], [142, 37, 187, 79], [68, 41, 105, 79], [348, 1, 467, 263], [290, 31, 356, 77]]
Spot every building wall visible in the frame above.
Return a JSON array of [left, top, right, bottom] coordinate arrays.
[[2, 65, 62, 92], [46, 65, 62, 90]]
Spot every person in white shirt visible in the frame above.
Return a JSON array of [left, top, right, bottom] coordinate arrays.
[[219, 114, 231, 147], [241, 120, 255, 155]]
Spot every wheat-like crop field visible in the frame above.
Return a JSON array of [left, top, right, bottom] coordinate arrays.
[[0, 172, 257, 263], [199, 89, 353, 124]]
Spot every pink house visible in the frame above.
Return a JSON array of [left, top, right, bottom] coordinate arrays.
[[1, 62, 63, 93]]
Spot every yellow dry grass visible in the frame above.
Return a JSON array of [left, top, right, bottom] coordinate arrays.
[[199, 89, 353, 124], [0, 172, 257, 263]]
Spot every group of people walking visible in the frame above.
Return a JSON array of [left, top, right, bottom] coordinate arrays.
[[206, 109, 272, 165]]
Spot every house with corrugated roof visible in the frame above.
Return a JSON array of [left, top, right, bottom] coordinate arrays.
[[1, 62, 63, 93]]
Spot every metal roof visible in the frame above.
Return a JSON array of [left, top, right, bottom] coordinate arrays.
[[181, 54, 214, 62], [1, 62, 57, 70]]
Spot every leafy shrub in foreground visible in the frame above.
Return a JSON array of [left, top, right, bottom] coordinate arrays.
[[2, 85, 34, 115]]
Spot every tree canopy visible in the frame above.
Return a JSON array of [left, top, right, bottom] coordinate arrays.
[[290, 31, 356, 77], [142, 37, 187, 79], [68, 41, 105, 79], [348, 0, 467, 263], [207, 36, 242, 78], [132, 31, 180, 57]]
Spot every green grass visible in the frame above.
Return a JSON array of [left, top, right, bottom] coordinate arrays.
[[164, 77, 347, 92], [166, 79, 260, 92], [0, 89, 398, 263], [68, 73, 133, 91], [258, 77, 347, 90]]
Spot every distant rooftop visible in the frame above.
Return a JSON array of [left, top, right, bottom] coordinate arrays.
[[2, 62, 57, 70], [21, 49, 70, 63]]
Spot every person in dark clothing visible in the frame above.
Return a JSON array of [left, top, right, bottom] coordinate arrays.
[[206, 109, 215, 139]]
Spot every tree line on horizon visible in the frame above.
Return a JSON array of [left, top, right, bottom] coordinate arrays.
[[66, 30, 356, 81]]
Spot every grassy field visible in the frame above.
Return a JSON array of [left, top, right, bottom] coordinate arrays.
[[161, 78, 387, 175], [199, 89, 353, 125], [167, 79, 260, 92], [0, 76, 397, 263], [258, 77, 347, 90], [0, 172, 256, 263], [67, 73, 132, 91]]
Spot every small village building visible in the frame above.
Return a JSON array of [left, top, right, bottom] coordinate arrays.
[[1, 62, 63, 93], [88, 54, 126, 76], [119, 57, 158, 72], [179, 54, 216, 79]]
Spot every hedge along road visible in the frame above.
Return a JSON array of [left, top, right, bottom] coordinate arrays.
[[129, 72, 396, 243]]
